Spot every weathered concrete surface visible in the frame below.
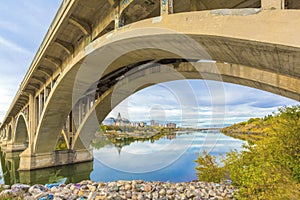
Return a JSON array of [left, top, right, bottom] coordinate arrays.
[[5, 143, 27, 153], [18, 161, 93, 184], [18, 148, 93, 171]]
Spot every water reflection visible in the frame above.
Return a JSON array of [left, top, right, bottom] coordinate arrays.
[[0, 151, 20, 184], [0, 131, 245, 185], [0, 150, 93, 185], [91, 130, 245, 182]]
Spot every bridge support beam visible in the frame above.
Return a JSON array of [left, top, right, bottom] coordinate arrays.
[[18, 148, 93, 171], [262, 0, 285, 10]]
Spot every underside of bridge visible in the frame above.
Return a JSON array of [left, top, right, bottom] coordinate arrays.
[[0, 0, 299, 170]]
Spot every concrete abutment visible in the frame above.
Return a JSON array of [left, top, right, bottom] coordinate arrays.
[[18, 148, 93, 171]]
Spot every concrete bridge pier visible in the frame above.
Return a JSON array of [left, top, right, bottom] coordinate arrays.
[[18, 148, 93, 171]]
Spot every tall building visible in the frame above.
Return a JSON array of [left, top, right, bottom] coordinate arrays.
[[115, 113, 130, 126], [150, 120, 155, 126], [166, 123, 176, 128]]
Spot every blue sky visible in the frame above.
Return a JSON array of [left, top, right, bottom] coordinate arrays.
[[0, 1, 298, 125]]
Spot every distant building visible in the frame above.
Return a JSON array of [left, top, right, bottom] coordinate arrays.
[[155, 122, 161, 127], [150, 120, 155, 126], [115, 112, 130, 126], [167, 134, 176, 140], [130, 122, 139, 127], [166, 123, 176, 128]]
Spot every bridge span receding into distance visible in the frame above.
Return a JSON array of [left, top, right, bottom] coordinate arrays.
[[0, 0, 300, 170]]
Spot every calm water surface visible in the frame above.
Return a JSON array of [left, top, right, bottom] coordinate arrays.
[[0, 131, 245, 185]]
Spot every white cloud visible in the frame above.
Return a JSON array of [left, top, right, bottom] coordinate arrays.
[[107, 80, 298, 127], [0, 1, 61, 122], [0, 36, 31, 55]]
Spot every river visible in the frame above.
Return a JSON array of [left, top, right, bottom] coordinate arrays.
[[0, 131, 245, 185]]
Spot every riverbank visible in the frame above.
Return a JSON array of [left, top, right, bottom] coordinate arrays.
[[221, 117, 269, 143], [0, 180, 237, 200]]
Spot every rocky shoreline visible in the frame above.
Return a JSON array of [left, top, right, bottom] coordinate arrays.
[[0, 180, 237, 200]]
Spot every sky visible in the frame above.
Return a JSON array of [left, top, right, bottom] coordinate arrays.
[[0, 1, 298, 126]]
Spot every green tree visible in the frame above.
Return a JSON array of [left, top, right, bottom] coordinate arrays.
[[196, 105, 300, 199], [224, 105, 300, 199], [194, 151, 226, 183]]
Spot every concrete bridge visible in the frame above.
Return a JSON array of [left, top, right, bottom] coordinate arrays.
[[0, 0, 300, 170]]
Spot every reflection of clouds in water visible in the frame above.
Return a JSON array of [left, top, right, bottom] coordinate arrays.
[[95, 149, 181, 173], [93, 132, 245, 173], [94, 133, 194, 173]]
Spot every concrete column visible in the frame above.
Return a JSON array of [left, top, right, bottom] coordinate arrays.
[[78, 100, 82, 124], [28, 94, 35, 143], [44, 86, 48, 105], [114, 3, 120, 29], [82, 100, 86, 119], [261, 0, 284, 10], [38, 93, 42, 121], [86, 96, 90, 112], [169, 0, 174, 14]]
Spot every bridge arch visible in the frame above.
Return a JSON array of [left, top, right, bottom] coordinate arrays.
[[14, 113, 29, 145], [72, 61, 300, 150], [32, 10, 300, 154]]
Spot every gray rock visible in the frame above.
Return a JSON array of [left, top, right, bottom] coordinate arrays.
[[87, 191, 97, 200], [152, 191, 159, 199], [186, 190, 195, 198], [33, 192, 47, 199], [125, 191, 132, 198], [0, 180, 237, 199], [137, 193, 145, 200], [166, 189, 174, 195], [28, 184, 48, 195], [124, 183, 132, 191], [0, 189, 12, 197], [87, 184, 97, 192], [159, 188, 166, 196], [209, 190, 216, 197], [177, 186, 184, 193], [23, 196, 35, 200], [2, 185, 10, 189], [11, 183, 30, 192]]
